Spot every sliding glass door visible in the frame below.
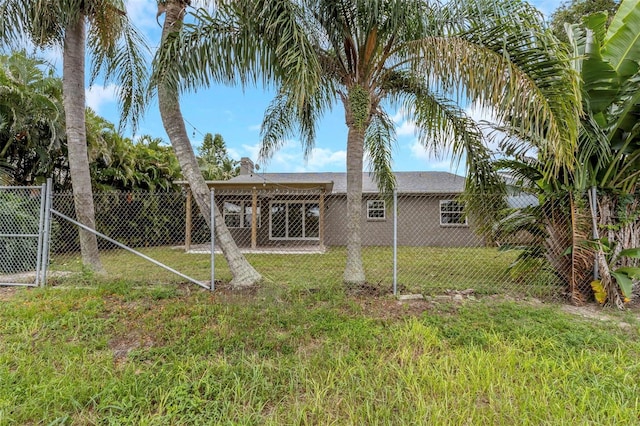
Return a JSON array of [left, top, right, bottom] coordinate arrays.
[[269, 201, 319, 240]]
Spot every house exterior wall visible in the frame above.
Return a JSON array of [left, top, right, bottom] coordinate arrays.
[[325, 195, 482, 247], [215, 192, 482, 248]]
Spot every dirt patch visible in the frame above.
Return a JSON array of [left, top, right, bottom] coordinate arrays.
[[345, 282, 391, 297], [0, 286, 20, 301], [109, 332, 155, 366], [356, 296, 432, 320], [559, 303, 640, 325], [209, 281, 260, 297]]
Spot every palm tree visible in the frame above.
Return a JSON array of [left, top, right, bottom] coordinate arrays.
[[0, 51, 64, 185], [158, 0, 579, 285], [155, 0, 262, 289], [495, 0, 640, 308], [0, 0, 148, 271]]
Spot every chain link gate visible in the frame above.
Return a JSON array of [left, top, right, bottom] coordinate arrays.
[[0, 184, 49, 287]]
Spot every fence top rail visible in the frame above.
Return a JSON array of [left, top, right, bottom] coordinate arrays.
[[0, 185, 45, 190]]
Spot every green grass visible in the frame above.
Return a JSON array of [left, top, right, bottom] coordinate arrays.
[[49, 246, 558, 297], [1, 279, 639, 425]]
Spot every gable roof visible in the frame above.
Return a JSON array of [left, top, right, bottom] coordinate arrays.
[[217, 171, 466, 194]]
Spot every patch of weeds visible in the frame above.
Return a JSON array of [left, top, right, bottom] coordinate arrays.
[[2, 273, 640, 425], [149, 285, 180, 300]]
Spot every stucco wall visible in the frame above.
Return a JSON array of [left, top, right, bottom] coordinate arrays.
[[218, 193, 482, 248], [325, 195, 482, 247]]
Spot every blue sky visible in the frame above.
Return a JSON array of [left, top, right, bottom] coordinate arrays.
[[40, 0, 559, 174]]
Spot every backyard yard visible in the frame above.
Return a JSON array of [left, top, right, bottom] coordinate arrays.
[[47, 246, 558, 298], [1, 248, 639, 424]]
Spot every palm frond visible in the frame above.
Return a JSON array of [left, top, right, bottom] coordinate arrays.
[[153, 0, 321, 113], [406, 0, 580, 171], [259, 90, 302, 161], [364, 110, 396, 197], [493, 157, 545, 191], [0, 0, 32, 49], [259, 81, 333, 162], [88, 4, 149, 132]]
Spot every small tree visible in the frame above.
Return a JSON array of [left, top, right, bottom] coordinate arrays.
[[197, 133, 239, 181], [550, 0, 620, 44]]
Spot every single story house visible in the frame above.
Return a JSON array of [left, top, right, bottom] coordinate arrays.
[[180, 158, 483, 250]]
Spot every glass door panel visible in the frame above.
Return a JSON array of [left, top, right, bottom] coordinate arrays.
[[271, 203, 286, 238], [288, 203, 303, 238], [305, 203, 319, 238]]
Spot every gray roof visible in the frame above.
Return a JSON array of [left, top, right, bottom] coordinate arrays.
[[224, 171, 465, 194]]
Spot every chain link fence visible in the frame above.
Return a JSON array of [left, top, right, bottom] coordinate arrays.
[[49, 190, 212, 286], [0, 185, 46, 286], [30, 188, 584, 300], [1, 185, 635, 303]]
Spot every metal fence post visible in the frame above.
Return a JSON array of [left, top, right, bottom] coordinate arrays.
[[40, 179, 53, 286], [393, 188, 398, 296], [589, 186, 599, 280], [210, 188, 215, 292], [34, 183, 47, 287]]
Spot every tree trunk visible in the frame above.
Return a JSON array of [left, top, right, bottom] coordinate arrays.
[[63, 16, 103, 272], [343, 123, 366, 285], [158, 1, 261, 289], [541, 193, 594, 304], [597, 193, 640, 307]]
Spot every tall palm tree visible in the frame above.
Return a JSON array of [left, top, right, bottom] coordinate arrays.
[[153, 0, 323, 288], [0, 0, 148, 271], [155, 0, 263, 289], [161, 0, 579, 285]]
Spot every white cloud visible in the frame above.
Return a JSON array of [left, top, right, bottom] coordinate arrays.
[[391, 108, 417, 137], [241, 142, 266, 163], [85, 83, 119, 113], [305, 147, 346, 170], [409, 139, 431, 162], [227, 147, 242, 160], [396, 120, 417, 137], [391, 109, 404, 123], [233, 140, 346, 172], [408, 140, 465, 173]]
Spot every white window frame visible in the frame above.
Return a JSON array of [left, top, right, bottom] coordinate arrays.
[[366, 199, 386, 220], [223, 200, 261, 229], [269, 200, 320, 240], [439, 199, 468, 227]]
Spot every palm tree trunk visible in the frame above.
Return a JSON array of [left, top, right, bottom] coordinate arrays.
[[158, 0, 261, 289], [343, 124, 366, 285], [63, 16, 103, 272]]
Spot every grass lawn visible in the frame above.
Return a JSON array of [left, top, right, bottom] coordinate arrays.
[[1, 271, 639, 424], [49, 245, 559, 298]]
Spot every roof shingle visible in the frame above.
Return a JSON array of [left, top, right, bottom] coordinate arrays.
[[224, 171, 465, 194]]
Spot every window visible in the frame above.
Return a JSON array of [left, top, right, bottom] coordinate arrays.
[[223, 201, 260, 228], [440, 200, 467, 226], [367, 200, 385, 220]]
